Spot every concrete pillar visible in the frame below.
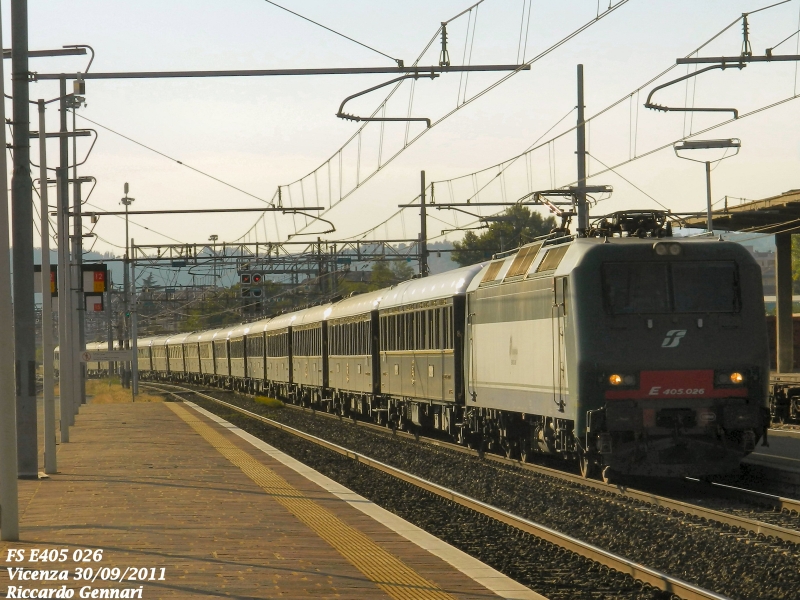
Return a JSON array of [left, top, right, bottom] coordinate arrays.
[[775, 232, 794, 372]]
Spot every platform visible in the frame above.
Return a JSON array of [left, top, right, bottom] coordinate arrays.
[[744, 427, 800, 473], [0, 400, 540, 600]]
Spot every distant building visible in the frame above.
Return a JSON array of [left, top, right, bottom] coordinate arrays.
[[742, 245, 776, 295]]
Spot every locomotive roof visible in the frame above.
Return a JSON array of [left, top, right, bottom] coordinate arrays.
[[379, 263, 486, 310], [326, 289, 385, 321]]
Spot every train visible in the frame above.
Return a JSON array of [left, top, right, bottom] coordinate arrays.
[[77, 220, 771, 481]]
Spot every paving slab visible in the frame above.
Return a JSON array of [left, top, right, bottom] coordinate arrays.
[[0, 401, 542, 600]]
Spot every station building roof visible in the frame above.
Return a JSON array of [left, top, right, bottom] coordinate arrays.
[[682, 189, 800, 234]]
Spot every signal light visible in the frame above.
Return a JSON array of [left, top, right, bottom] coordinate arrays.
[[252, 288, 262, 298], [241, 274, 251, 285], [252, 273, 262, 284], [730, 372, 744, 384], [608, 374, 622, 386]]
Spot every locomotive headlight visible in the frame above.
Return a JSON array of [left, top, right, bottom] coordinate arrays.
[[715, 371, 745, 385], [653, 242, 682, 256], [608, 373, 636, 387]]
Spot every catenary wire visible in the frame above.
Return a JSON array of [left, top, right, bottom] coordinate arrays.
[[262, 0, 402, 66], [75, 113, 275, 206]]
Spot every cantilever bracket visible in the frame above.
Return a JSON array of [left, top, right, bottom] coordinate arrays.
[[336, 73, 439, 128], [644, 63, 743, 119]]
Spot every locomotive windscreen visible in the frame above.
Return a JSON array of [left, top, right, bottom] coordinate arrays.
[[602, 261, 740, 314]]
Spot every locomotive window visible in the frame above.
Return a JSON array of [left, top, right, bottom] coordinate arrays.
[[672, 261, 741, 313], [603, 263, 669, 314], [603, 261, 741, 314]]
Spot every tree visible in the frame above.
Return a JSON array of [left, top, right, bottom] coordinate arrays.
[[141, 273, 157, 292], [367, 259, 416, 291], [451, 205, 556, 266], [391, 260, 415, 281]]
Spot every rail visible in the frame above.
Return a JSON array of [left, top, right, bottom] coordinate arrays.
[[143, 382, 732, 600]]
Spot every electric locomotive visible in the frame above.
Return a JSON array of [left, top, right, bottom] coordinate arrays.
[[465, 232, 770, 479]]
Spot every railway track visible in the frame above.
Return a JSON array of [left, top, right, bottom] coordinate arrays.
[[144, 381, 776, 600], [145, 381, 800, 543]]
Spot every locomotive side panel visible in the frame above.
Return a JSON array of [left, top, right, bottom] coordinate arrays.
[[468, 276, 576, 421]]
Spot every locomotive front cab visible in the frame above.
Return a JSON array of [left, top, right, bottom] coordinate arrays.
[[574, 239, 770, 478]]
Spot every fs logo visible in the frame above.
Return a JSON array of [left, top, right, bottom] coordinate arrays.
[[662, 329, 687, 348]]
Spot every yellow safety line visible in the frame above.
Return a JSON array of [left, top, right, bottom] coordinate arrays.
[[168, 403, 456, 600]]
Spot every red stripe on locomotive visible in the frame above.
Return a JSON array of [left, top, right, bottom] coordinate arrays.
[[605, 370, 747, 400]]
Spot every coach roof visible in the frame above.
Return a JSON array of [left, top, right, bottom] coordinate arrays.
[[265, 311, 298, 332], [379, 264, 486, 310], [293, 303, 334, 327], [165, 332, 192, 346], [327, 289, 385, 321]]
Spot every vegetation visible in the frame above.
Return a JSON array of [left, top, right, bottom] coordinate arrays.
[[792, 236, 800, 292], [338, 259, 416, 296], [254, 395, 284, 409], [85, 378, 163, 403], [452, 205, 556, 267]]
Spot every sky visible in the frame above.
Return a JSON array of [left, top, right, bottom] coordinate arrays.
[[4, 0, 800, 260]]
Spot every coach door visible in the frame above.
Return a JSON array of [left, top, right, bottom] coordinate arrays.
[[551, 277, 568, 413]]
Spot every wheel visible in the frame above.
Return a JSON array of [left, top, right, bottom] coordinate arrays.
[[601, 466, 617, 484], [580, 453, 599, 479], [519, 440, 532, 463], [456, 428, 468, 446], [503, 440, 518, 460]]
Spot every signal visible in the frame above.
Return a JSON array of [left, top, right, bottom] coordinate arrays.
[[240, 273, 251, 285], [252, 273, 263, 284]]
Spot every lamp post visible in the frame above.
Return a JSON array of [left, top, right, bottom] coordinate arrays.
[[120, 184, 134, 387], [673, 139, 741, 233], [208, 235, 218, 288]]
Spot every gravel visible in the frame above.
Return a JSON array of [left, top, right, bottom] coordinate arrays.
[[187, 389, 800, 600], [190, 395, 672, 600]]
